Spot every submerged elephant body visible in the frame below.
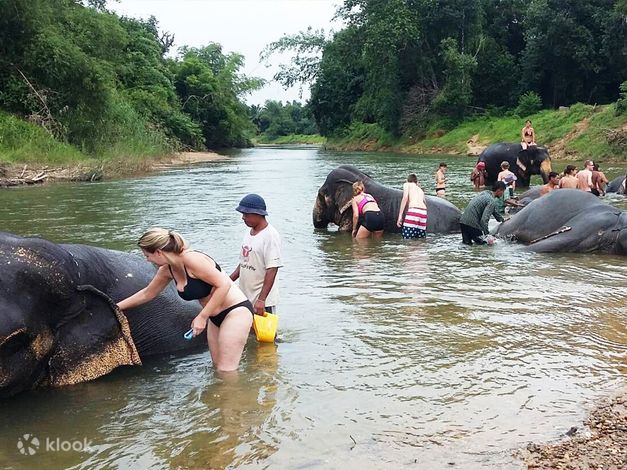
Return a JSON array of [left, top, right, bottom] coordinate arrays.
[[0, 233, 204, 398], [496, 190, 627, 254], [478, 143, 552, 187], [606, 175, 626, 195], [313, 165, 461, 234]]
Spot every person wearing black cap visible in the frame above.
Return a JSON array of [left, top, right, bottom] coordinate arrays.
[[230, 194, 282, 316]]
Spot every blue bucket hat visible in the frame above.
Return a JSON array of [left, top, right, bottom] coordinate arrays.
[[236, 193, 268, 216]]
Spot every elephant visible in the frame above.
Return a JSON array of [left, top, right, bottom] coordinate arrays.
[[495, 189, 627, 254], [0, 232, 205, 398], [312, 165, 461, 234], [606, 175, 626, 195], [478, 143, 552, 187]]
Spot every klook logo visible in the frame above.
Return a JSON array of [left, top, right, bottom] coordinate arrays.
[[16, 434, 93, 455], [17, 434, 39, 455]]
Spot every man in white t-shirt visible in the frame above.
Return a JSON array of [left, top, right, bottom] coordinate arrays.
[[230, 193, 282, 316]]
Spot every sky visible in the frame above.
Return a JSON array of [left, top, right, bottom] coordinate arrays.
[[110, 0, 343, 105]]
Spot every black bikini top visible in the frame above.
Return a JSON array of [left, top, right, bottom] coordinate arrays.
[[168, 253, 221, 301]]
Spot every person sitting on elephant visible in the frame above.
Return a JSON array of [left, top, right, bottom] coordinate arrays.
[[435, 163, 448, 198], [498, 161, 517, 198], [459, 181, 506, 245], [117, 228, 254, 372], [559, 165, 579, 189], [521, 120, 536, 150], [351, 181, 385, 239], [539, 172, 560, 196], [576, 160, 594, 192], [397, 173, 427, 239], [591, 163, 609, 196], [470, 161, 488, 190]]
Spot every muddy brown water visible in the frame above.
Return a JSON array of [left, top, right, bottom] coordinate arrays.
[[0, 147, 626, 469]]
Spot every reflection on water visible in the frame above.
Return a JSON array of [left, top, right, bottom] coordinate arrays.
[[0, 149, 625, 469]]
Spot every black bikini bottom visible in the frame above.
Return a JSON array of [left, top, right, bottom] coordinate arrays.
[[210, 299, 254, 327]]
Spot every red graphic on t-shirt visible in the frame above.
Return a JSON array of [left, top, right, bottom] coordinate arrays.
[[241, 245, 252, 261]]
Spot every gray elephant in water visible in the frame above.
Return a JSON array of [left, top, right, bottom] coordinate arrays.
[[312, 165, 461, 233], [0, 232, 205, 398], [606, 175, 626, 195], [496, 190, 626, 254], [478, 143, 552, 187]]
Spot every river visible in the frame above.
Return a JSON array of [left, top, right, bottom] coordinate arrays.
[[0, 147, 626, 469]]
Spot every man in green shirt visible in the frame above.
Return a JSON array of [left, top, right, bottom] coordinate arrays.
[[460, 181, 506, 245]]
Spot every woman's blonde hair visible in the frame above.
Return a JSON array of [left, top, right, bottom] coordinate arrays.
[[500, 161, 510, 169], [352, 181, 365, 196], [138, 228, 187, 254]]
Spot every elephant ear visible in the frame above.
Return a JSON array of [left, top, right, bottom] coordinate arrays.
[[336, 178, 355, 214], [46, 285, 141, 387]]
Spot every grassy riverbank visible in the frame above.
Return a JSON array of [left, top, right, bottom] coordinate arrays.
[[326, 103, 627, 162], [0, 113, 230, 186]]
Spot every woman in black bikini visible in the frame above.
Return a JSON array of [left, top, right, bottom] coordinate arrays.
[[117, 228, 253, 372], [521, 119, 536, 150]]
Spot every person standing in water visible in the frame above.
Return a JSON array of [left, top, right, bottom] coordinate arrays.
[[230, 194, 282, 316], [397, 173, 428, 239], [470, 161, 488, 190], [435, 163, 448, 198], [559, 165, 579, 189], [459, 182, 506, 245], [521, 120, 536, 150], [351, 181, 385, 239], [117, 228, 253, 372]]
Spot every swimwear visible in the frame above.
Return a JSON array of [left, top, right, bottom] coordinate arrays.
[[435, 187, 446, 192], [210, 299, 254, 327], [357, 193, 376, 215], [402, 208, 427, 239], [358, 210, 385, 232], [169, 253, 221, 301]]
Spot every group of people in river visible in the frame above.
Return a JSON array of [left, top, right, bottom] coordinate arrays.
[[117, 193, 282, 372], [351, 119, 613, 245]]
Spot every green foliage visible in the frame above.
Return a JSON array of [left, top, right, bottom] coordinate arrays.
[[260, 27, 328, 93], [0, 111, 87, 163], [170, 45, 262, 148], [616, 81, 627, 115], [252, 100, 318, 139], [254, 134, 326, 145], [432, 38, 478, 120], [0, 0, 262, 162], [271, 0, 627, 143], [515, 91, 543, 117]]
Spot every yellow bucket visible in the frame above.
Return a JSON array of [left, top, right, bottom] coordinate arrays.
[[253, 313, 278, 343]]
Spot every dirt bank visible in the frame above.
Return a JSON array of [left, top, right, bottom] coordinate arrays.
[[0, 151, 225, 188], [516, 393, 627, 469]]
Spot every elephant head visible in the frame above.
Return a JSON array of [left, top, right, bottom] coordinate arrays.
[[0, 233, 139, 398], [313, 165, 370, 232], [517, 145, 552, 184]]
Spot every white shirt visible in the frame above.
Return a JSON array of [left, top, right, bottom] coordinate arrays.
[[238, 223, 282, 307]]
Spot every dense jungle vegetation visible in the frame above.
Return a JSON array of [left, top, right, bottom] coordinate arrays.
[[1, 0, 626, 165], [0, 0, 264, 162], [266, 0, 627, 145]]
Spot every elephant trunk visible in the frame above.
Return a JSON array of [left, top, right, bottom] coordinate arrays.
[[312, 195, 329, 229], [540, 160, 552, 184]]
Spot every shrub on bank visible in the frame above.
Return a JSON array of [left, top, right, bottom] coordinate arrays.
[[0, 112, 87, 164]]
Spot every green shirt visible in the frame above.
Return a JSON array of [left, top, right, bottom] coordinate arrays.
[[460, 191, 504, 234]]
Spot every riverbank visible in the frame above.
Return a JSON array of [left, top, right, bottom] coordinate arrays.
[[0, 151, 225, 188], [325, 103, 627, 162], [516, 392, 627, 468]]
